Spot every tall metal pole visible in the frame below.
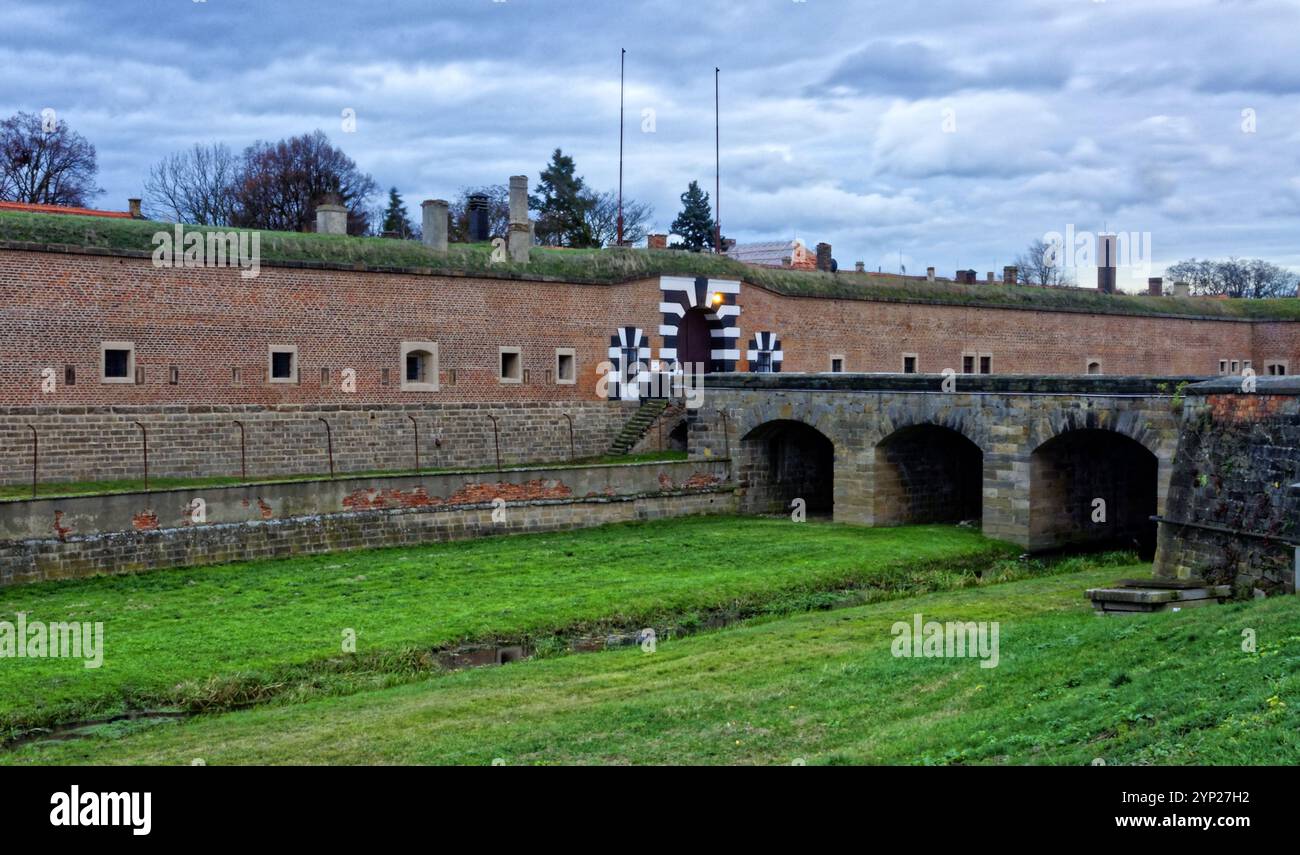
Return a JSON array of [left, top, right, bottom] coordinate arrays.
[[714, 67, 721, 254], [617, 48, 626, 247]]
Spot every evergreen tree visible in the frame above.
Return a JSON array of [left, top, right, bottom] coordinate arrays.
[[529, 148, 596, 247], [380, 187, 414, 238], [669, 181, 715, 251]]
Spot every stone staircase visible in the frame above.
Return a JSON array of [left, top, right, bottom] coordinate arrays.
[[609, 399, 671, 455]]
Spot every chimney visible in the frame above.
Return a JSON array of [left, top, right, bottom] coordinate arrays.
[[986, 272, 995, 283], [926, 267, 936, 282], [421, 199, 449, 253], [315, 203, 349, 235], [854, 261, 865, 272], [467, 193, 490, 242], [1147, 276, 1163, 296], [815, 242, 833, 272], [1003, 265, 1018, 286], [1097, 233, 1117, 294], [1173, 280, 1190, 298], [127, 198, 142, 219], [507, 175, 531, 263]]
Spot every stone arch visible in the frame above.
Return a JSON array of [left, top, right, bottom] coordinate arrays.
[[1029, 427, 1159, 558], [873, 423, 984, 526], [737, 419, 835, 516]]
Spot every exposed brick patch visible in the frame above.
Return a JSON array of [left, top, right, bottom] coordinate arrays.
[[1207, 393, 1285, 424], [444, 479, 572, 505], [343, 486, 435, 510], [256, 498, 273, 519], [132, 510, 159, 530], [682, 472, 722, 489], [52, 510, 72, 541]]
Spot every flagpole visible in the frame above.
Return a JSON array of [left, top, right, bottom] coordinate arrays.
[[714, 66, 721, 254], [617, 48, 626, 247]]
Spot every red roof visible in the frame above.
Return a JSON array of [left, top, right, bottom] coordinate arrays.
[[0, 200, 133, 219]]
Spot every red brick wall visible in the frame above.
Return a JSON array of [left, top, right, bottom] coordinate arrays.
[[1, 247, 1290, 408]]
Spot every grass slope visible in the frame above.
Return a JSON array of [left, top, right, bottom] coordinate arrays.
[[5, 210, 1298, 319], [11, 563, 1295, 766], [0, 517, 1016, 733]]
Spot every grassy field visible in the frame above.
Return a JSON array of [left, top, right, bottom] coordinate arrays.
[[0, 450, 686, 502], [5, 209, 1298, 319], [9, 560, 1294, 766], [0, 517, 1021, 735]]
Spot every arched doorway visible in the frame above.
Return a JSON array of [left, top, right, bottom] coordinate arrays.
[[738, 419, 834, 516], [677, 307, 713, 372], [873, 424, 983, 526], [1030, 429, 1158, 558]]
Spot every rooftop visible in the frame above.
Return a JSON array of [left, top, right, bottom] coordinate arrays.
[[2, 208, 1298, 321]]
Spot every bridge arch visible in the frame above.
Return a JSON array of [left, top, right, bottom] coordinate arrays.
[[873, 423, 983, 526], [1029, 427, 1159, 558], [737, 419, 834, 517]]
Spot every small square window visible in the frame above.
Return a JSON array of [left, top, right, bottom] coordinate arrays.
[[100, 341, 135, 384], [64, 365, 75, 386], [381, 367, 390, 386], [962, 354, 976, 374], [321, 366, 331, 386], [829, 355, 844, 373], [1218, 359, 1229, 374], [231, 366, 241, 385], [268, 345, 298, 384], [400, 342, 439, 391], [979, 355, 992, 375], [1230, 360, 1240, 374], [168, 364, 179, 385], [1086, 359, 1102, 375], [555, 348, 576, 384], [902, 354, 917, 374], [500, 347, 522, 383]]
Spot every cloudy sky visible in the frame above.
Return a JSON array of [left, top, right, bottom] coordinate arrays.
[[4, 0, 1298, 288]]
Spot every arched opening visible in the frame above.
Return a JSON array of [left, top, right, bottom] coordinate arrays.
[[873, 424, 982, 526], [667, 419, 689, 452], [677, 307, 713, 372], [737, 419, 834, 517], [1030, 429, 1158, 558]]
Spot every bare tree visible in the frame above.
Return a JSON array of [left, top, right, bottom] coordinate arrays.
[[232, 130, 377, 234], [0, 111, 102, 206], [1166, 257, 1297, 298], [143, 143, 239, 225], [585, 190, 654, 247], [1013, 237, 1075, 287]]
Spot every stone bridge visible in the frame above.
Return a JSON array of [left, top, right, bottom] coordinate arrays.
[[689, 374, 1202, 555]]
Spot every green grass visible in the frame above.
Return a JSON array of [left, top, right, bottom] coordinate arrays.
[[5, 209, 1298, 319], [0, 517, 1018, 735], [0, 450, 687, 502], [11, 558, 1294, 766]]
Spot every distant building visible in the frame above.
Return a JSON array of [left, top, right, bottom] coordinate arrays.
[[726, 239, 816, 270]]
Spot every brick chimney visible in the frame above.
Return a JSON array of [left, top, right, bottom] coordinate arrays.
[[926, 267, 936, 282], [647, 234, 667, 250], [815, 242, 833, 272], [1003, 265, 1018, 286], [1173, 280, 1190, 298], [507, 175, 530, 263], [1147, 277, 1163, 296], [1097, 233, 1117, 294], [421, 199, 449, 253], [315, 203, 348, 235], [986, 272, 995, 283], [127, 198, 142, 219], [854, 261, 865, 272]]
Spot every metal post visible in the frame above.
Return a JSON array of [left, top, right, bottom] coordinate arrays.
[[132, 421, 149, 492], [617, 47, 625, 247], [408, 414, 420, 475], [487, 415, 502, 472], [27, 425, 37, 499], [714, 66, 721, 254], [718, 409, 730, 460], [232, 420, 247, 481], [317, 417, 334, 479], [562, 413, 575, 462]]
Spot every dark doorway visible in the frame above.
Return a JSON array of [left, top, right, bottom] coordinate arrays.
[[738, 420, 834, 516], [678, 307, 713, 372], [873, 425, 983, 526], [1030, 429, 1158, 559]]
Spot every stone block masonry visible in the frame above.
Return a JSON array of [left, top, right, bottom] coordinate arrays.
[[0, 401, 632, 487], [0, 486, 736, 585], [1154, 377, 1300, 595]]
